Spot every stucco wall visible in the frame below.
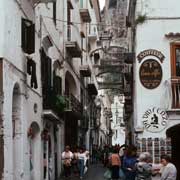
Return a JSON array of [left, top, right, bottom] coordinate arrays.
[[134, 0, 180, 138]]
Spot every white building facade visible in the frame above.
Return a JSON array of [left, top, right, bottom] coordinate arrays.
[[128, 0, 180, 175], [0, 0, 101, 179], [111, 95, 125, 146], [0, 0, 42, 179]]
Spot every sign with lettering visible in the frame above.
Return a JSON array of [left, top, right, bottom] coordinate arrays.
[[139, 59, 162, 89], [142, 107, 168, 133], [137, 49, 165, 63]]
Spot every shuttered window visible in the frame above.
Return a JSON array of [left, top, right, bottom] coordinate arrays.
[[53, 2, 56, 25], [171, 43, 180, 77], [53, 73, 62, 95], [40, 48, 52, 95], [21, 18, 35, 54]]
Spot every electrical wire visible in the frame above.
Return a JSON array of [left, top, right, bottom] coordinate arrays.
[[42, 15, 125, 28]]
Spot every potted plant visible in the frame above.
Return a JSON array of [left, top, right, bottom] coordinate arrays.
[[55, 95, 67, 112], [135, 14, 147, 24]]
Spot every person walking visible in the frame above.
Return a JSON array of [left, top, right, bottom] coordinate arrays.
[[109, 148, 121, 180], [77, 147, 86, 179], [72, 147, 79, 177], [123, 145, 137, 180], [62, 145, 73, 178], [135, 152, 153, 180], [160, 155, 177, 180]]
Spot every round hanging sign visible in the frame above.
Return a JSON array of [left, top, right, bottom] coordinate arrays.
[[139, 59, 162, 89], [142, 107, 168, 133]]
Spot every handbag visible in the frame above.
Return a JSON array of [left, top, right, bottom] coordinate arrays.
[[104, 169, 112, 179], [64, 159, 71, 166]]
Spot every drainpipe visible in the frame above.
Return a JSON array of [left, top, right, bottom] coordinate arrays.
[[0, 59, 4, 179]]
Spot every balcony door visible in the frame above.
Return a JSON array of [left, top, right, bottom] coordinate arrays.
[[171, 43, 180, 77], [171, 43, 180, 108]]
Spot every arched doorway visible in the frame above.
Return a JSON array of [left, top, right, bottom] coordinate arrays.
[[28, 122, 40, 180], [65, 71, 78, 147], [12, 83, 21, 180], [166, 124, 180, 179], [65, 71, 77, 96]]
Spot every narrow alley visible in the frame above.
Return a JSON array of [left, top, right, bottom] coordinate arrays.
[[0, 0, 180, 179], [61, 164, 106, 180], [61, 164, 160, 180]]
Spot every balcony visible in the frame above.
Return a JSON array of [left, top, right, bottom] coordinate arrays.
[[64, 94, 83, 116], [65, 41, 82, 58], [80, 65, 91, 77], [43, 90, 63, 122], [87, 83, 98, 96], [98, 82, 123, 91], [65, 25, 82, 58], [171, 78, 180, 109], [79, 9, 91, 23], [88, 32, 97, 41]]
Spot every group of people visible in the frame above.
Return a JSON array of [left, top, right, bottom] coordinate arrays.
[[104, 144, 177, 180], [61, 145, 89, 179]]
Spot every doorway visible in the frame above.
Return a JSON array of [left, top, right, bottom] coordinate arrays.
[[166, 124, 180, 179], [12, 83, 21, 180]]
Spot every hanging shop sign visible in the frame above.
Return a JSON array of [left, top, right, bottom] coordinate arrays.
[[139, 59, 162, 89], [142, 107, 168, 133], [137, 49, 165, 63]]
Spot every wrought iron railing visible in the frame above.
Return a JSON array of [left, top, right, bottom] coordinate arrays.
[[171, 78, 180, 109], [43, 89, 65, 115], [64, 94, 83, 113]]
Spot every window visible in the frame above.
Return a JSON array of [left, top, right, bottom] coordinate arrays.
[[67, 2, 72, 41], [171, 43, 180, 77], [170, 43, 180, 108], [21, 18, 35, 54], [53, 2, 56, 25]]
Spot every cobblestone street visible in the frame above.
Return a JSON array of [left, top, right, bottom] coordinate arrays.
[[60, 164, 161, 180]]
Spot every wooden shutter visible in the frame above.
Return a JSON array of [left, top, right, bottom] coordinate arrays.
[[53, 2, 56, 25], [171, 43, 180, 77], [21, 18, 35, 54], [40, 49, 52, 94], [53, 75, 62, 95]]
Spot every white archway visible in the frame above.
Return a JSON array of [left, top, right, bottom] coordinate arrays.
[[65, 71, 78, 96]]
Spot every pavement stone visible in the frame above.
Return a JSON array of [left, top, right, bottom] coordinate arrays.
[[60, 164, 161, 180]]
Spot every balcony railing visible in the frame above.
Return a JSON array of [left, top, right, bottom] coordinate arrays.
[[80, 9, 91, 23], [64, 94, 83, 114], [66, 25, 82, 57], [171, 78, 180, 109], [80, 65, 91, 77], [43, 90, 65, 120]]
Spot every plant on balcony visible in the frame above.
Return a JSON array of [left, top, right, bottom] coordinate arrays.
[[55, 95, 67, 112], [135, 14, 147, 24]]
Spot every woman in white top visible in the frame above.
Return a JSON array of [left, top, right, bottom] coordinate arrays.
[[77, 147, 86, 179], [160, 155, 177, 180], [62, 146, 73, 178]]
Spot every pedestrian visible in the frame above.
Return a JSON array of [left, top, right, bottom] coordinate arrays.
[[160, 155, 177, 180], [123, 145, 137, 180], [135, 152, 153, 180], [109, 148, 121, 180], [72, 147, 79, 177], [77, 147, 86, 179], [62, 145, 73, 178]]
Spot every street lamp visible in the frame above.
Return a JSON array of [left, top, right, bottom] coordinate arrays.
[[99, 31, 112, 52]]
